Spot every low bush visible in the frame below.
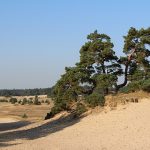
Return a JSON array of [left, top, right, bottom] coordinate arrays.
[[18, 100, 22, 104], [34, 95, 41, 105], [22, 113, 28, 118], [28, 100, 33, 105], [119, 81, 141, 93], [85, 93, 105, 108], [9, 98, 17, 104], [21, 98, 28, 105], [45, 104, 65, 120], [141, 79, 150, 92], [51, 101, 68, 115], [74, 103, 87, 116], [45, 99, 50, 104]]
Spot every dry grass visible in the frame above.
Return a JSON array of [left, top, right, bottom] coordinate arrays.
[[105, 90, 150, 109], [0, 103, 52, 122]]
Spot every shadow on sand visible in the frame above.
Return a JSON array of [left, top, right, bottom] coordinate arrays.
[[0, 121, 31, 132], [0, 113, 83, 147]]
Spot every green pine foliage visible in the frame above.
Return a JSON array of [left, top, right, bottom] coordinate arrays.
[[34, 95, 41, 105], [85, 93, 105, 108], [22, 113, 28, 118], [120, 79, 150, 93], [141, 79, 150, 92], [9, 98, 17, 104], [46, 28, 150, 119], [74, 103, 87, 117]]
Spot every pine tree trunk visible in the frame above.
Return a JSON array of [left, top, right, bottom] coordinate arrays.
[[116, 62, 129, 91]]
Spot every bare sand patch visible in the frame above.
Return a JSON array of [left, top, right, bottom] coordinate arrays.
[[0, 118, 18, 123]]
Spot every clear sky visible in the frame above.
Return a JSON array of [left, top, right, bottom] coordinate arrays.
[[0, 0, 149, 89]]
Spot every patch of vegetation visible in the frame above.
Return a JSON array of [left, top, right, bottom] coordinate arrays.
[[85, 93, 105, 108], [18, 100, 22, 104], [21, 98, 28, 105], [45, 99, 50, 104], [34, 95, 41, 105], [141, 79, 150, 92], [74, 103, 87, 117], [120, 79, 150, 93], [119, 81, 142, 93], [0, 99, 8, 102], [22, 113, 28, 118], [9, 98, 17, 104], [28, 99, 33, 105]]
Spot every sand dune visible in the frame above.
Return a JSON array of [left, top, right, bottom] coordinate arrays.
[[1, 98, 150, 150]]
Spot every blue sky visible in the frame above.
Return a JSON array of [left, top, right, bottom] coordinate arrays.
[[0, 0, 149, 89]]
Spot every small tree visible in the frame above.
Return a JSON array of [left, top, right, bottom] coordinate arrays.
[[34, 95, 41, 105], [21, 98, 27, 105], [117, 27, 150, 90], [9, 98, 17, 104]]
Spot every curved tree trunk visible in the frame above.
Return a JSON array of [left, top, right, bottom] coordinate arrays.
[[116, 62, 129, 91], [116, 47, 136, 91]]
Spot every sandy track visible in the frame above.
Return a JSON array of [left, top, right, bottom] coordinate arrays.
[[1, 98, 150, 150]]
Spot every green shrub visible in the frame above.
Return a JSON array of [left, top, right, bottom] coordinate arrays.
[[34, 95, 41, 105], [18, 100, 22, 104], [119, 86, 130, 93], [75, 103, 87, 116], [119, 80, 144, 93], [22, 113, 28, 118], [141, 79, 150, 92], [45, 98, 69, 119], [41, 100, 44, 103], [9, 98, 17, 104], [51, 100, 68, 114], [51, 106, 63, 115], [45, 99, 50, 104], [28, 100, 33, 105], [21, 98, 28, 105], [85, 93, 105, 108]]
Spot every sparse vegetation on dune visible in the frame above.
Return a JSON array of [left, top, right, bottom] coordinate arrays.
[[0, 102, 52, 122], [0, 95, 51, 106]]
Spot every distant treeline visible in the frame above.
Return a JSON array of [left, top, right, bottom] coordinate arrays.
[[0, 87, 54, 97]]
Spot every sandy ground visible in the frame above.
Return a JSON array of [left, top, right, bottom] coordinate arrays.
[[0, 118, 18, 123], [1, 98, 150, 150], [0, 103, 51, 122]]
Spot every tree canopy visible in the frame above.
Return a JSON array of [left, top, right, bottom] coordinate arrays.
[[46, 27, 150, 119]]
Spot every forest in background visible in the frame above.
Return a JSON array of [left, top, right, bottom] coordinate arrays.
[[0, 87, 54, 97]]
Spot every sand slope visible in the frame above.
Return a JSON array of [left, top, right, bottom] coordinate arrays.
[[1, 98, 150, 150]]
